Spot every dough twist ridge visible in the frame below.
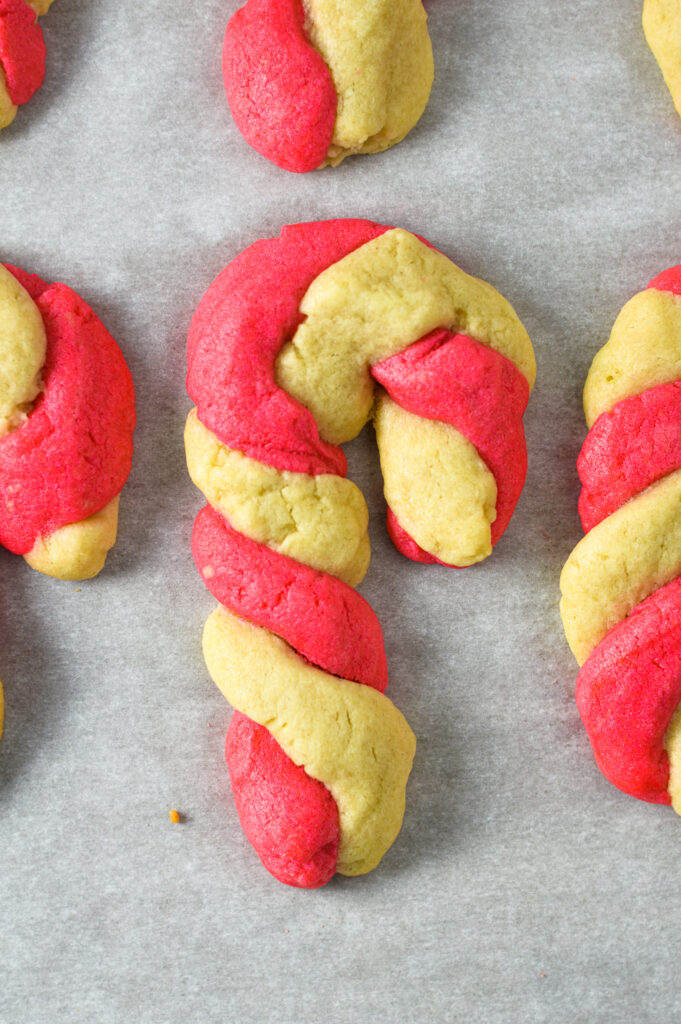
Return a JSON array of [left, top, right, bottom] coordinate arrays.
[[185, 219, 535, 887], [561, 266, 681, 810]]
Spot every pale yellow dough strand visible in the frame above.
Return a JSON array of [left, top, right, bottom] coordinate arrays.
[[560, 468, 681, 665], [583, 287, 681, 426], [184, 409, 370, 586], [0, 68, 17, 131], [29, 1, 55, 13], [304, 0, 433, 166], [664, 705, 681, 812], [643, 0, 681, 120], [24, 496, 120, 581], [203, 606, 416, 876], [278, 229, 536, 446], [0, 264, 46, 434], [374, 396, 498, 566]]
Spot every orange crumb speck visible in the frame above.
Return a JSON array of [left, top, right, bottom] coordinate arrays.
[[169, 809, 181, 823]]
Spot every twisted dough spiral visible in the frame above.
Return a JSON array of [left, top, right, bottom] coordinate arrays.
[[0, 262, 135, 580], [186, 219, 535, 887], [0, 0, 55, 131], [223, 0, 434, 172], [560, 266, 681, 810]]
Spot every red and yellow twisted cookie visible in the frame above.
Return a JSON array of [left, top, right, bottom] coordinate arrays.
[[561, 266, 681, 810], [0, 262, 135, 580], [643, 0, 681, 121], [223, 0, 434, 172], [185, 219, 535, 887], [0, 0, 54, 131]]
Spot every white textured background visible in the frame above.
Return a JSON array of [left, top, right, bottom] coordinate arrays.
[[1, 2, 680, 1021]]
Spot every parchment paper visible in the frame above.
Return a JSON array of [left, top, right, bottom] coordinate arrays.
[[1, 2, 681, 1022]]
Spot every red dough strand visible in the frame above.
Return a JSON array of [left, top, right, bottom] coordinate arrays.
[[192, 506, 388, 692], [576, 577, 681, 803], [373, 329, 529, 563], [578, 271, 681, 532], [223, 0, 337, 173], [0, 0, 45, 106], [0, 266, 135, 554], [648, 266, 681, 296], [575, 266, 681, 802], [578, 381, 681, 532], [226, 713, 340, 889]]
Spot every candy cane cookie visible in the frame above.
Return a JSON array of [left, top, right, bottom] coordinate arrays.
[[0, 262, 135, 580], [643, 0, 681, 122], [185, 219, 536, 887], [0, 0, 55, 131], [560, 266, 681, 810], [222, 0, 434, 172]]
